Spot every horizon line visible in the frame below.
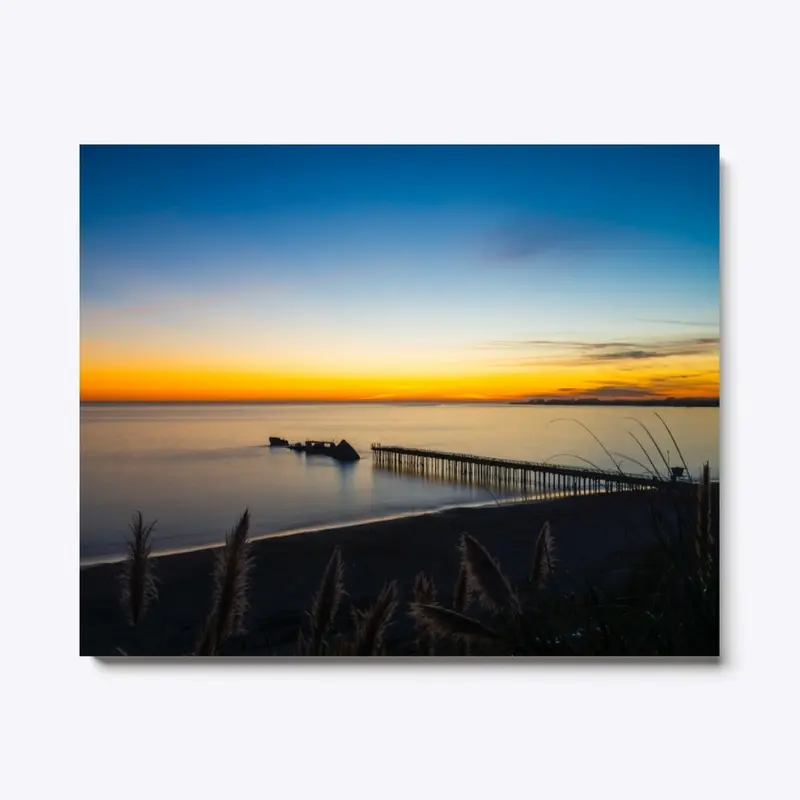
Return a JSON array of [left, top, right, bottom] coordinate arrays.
[[80, 396, 721, 405]]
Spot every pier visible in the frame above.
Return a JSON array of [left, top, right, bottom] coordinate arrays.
[[371, 443, 683, 496]]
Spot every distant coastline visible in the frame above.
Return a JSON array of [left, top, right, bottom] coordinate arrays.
[[508, 398, 719, 407], [80, 398, 720, 406]]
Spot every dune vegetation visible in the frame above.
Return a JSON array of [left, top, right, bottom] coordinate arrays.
[[115, 460, 718, 657]]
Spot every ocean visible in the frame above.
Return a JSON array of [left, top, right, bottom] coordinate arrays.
[[80, 403, 718, 564]]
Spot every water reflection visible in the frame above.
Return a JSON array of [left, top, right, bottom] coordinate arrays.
[[81, 403, 718, 561]]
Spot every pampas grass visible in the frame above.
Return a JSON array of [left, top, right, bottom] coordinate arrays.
[[411, 572, 438, 654], [460, 533, 519, 615], [695, 462, 715, 587], [412, 571, 437, 605], [301, 547, 345, 656], [531, 520, 557, 588], [119, 511, 158, 626], [353, 581, 399, 656], [195, 509, 253, 656], [453, 562, 470, 613], [297, 551, 399, 656], [409, 603, 500, 643]]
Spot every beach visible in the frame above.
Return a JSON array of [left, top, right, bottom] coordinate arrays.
[[81, 488, 702, 656], [79, 403, 719, 564]]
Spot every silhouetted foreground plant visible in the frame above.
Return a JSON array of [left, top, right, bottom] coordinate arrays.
[[405, 522, 562, 655], [409, 603, 500, 644], [453, 563, 470, 613], [461, 533, 520, 616], [195, 509, 253, 656], [412, 572, 438, 654], [297, 547, 345, 655], [404, 481, 718, 657], [531, 520, 556, 588], [297, 553, 400, 656], [119, 511, 158, 626], [351, 581, 399, 655]]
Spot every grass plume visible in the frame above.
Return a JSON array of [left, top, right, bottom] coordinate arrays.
[[453, 562, 470, 613], [409, 603, 500, 643], [119, 511, 158, 626], [195, 509, 253, 656], [460, 533, 519, 615], [695, 462, 715, 586], [412, 571, 437, 605], [305, 547, 345, 655], [411, 572, 438, 654], [531, 520, 557, 588], [353, 581, 399, 655]]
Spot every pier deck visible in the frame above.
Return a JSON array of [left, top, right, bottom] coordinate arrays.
[[371, 443, 686, 494]]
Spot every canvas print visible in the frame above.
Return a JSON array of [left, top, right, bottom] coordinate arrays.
[[80, 145, 720, 657]]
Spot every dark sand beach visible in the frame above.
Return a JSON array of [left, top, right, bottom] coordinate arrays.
[[81, 487, 706, 656]]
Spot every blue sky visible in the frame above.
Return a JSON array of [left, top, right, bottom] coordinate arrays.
[[80, 145, 719, 401]]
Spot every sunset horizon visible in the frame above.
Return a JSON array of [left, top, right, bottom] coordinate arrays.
[[80, 145, 719, 404]]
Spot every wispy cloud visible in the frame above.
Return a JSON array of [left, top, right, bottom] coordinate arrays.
[[478, 335, 719, 367], [648, 374, 694, 383], [587, 350, 661, 361], [635, 317, 719, 328], [486, 215, 635, 264], [480, 339, 640, 350]]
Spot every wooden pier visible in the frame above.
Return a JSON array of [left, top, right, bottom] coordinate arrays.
[[371, 443, 682, 496]]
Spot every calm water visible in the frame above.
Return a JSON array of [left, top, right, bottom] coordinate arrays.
[[80, 403, 719, 564]]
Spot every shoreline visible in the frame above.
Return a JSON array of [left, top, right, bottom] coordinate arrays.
[[79, 492, 571, 569], [81, 488, 698, 656]]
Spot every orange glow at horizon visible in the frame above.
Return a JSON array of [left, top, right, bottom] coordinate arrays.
[[80, 358, 720, 402]]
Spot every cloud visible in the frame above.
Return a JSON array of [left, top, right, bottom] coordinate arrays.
[[479, 335, 719, 367], [486, 215, 630, 264], [481, 339, 640, 350], [587, 350, 661, 361], [647, 372, 709, 383], [490, 219, 585, 261], [636, 317, 719, 328]]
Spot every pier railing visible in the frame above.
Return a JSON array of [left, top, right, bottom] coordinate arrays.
[[371, 443, 686, 494]]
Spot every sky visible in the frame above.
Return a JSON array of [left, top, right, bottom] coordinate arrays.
[[80, 145, 720, 402]]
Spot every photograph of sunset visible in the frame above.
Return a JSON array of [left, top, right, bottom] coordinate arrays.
[[80, 145, 719, 657]]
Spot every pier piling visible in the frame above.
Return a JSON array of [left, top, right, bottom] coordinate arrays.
[[370, 443, 677, 497]]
